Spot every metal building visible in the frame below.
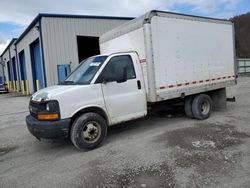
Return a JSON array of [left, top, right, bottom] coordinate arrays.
[[0, 38, 20, 91], [1, 14, 132, 94], [0, 57, 3, 83], [0, 56, 5, 90]]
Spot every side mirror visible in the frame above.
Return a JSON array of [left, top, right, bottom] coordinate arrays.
[[100, 74, 114, 84], [116, 67, 127, 83]]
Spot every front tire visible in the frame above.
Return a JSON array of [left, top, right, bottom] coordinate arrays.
[[192, 94, 212, 120], [70, 112, 107, 150]]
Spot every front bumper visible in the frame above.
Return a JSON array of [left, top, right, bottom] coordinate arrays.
[[26, 115, 71, 139]]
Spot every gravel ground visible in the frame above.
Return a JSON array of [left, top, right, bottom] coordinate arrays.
[[0, 77, 250, 188]]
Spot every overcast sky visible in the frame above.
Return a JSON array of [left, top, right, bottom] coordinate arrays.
[[0, 0, 250, 54]]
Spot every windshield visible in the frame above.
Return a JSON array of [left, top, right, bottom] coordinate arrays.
[[63, 56, 108, 85]]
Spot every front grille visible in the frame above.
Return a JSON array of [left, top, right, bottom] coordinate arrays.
[[29, 101, 45, 119], [29, 101, 38, 118]]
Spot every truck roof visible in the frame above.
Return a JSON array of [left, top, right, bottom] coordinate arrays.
[[100, 10, 233, 44]]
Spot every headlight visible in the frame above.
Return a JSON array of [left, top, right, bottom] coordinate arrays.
[[30, 100, 60, 121], [45, 101, 59, 112], [46, 103, 50, 111], [38, 100, 60, 120]]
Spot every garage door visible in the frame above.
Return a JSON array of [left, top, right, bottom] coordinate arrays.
[[30, 39, 45, 91]]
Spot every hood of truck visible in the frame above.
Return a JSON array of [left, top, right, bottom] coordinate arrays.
[[31, 84, 106, 119], [31, 85, 86, 102]]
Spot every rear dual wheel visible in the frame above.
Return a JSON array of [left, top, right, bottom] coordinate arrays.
[[184, 96, 194, 118], [185, 94, 212, 120]]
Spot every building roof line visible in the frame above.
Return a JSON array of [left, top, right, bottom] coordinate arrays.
[[15, 13, 134, 45], [0, 38, 17, 57], [38, 13, 134, 20]]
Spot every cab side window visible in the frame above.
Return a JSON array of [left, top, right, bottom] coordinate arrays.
[[97, 55, 136, 83]]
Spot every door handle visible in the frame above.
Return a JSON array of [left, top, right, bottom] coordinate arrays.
[[137, 80, 141, 90]]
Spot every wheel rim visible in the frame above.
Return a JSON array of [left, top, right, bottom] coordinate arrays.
[[201, 100, 210, 115], [81, 121, 101, 144]]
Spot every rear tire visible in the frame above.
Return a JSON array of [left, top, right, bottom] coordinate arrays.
[[184, 96, 194, 118], [70, 112, 107, 150], [192, 94, 212, 120]]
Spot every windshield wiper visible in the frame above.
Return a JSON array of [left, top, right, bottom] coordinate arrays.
[[62, 80, 76, 85]]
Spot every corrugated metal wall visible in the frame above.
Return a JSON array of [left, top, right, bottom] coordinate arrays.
[[9, 42, 18, 83], [2, 41, 17, 82], [0, 57, 4, 80], [1, 51, 10, 81], [41, 17, 129, 86], [2, 16, 130, 93], [16, 23, 40, 93], [0, 67, 3, 78]]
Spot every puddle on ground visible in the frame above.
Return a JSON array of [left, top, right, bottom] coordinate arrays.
[[74, 163, 176, 188], [156, 123, 250, 186], [114, 165, 176, 188], [159, 123, 250, 150]]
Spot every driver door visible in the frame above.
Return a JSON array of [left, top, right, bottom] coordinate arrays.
[[96, 54, 146, 125]]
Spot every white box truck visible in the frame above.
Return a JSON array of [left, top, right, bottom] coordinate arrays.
[[26, 10, 237, 150]]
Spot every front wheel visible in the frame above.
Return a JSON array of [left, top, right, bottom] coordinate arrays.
[[70, 112, 107, 150]]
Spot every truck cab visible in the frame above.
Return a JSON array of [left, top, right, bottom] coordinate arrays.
[[26, 52, 147, 150]]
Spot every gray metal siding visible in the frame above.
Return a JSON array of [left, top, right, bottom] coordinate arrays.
[[16, 24, 40, 93], [9, 43, 18, 82], [0, 57, 4, 79], [1, 42, 17, 82], [1, 50, 10, 81], [0, 66, 3, 78], [9, 43, 16, 59], [41, 17, 129, 85]]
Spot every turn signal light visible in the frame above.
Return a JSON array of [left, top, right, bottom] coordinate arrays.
[[38, 113, 59, 120]]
